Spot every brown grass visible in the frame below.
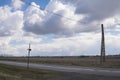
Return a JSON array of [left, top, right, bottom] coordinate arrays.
[[0, 64, 59, 80], [0, 56, 120, 68]]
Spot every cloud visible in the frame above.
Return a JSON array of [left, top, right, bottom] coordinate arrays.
[[0, 0, 120, 56], [23, 1, 88, 35], [23, 0, 120, 36], [12, 33, 120, 56], [62, 0, 120, 22], [1, 0, 120, 37], [12, 0, 24, 10], [0, 5, 23, 37]]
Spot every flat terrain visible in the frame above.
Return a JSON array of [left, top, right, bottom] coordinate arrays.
[[0, 64, 59, 80], [0, 61, 120, 80], [0, 56, 120, 68], [0, 61, 120, 77]]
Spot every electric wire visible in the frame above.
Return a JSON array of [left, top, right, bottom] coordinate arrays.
[[21, 0, 79, 22]]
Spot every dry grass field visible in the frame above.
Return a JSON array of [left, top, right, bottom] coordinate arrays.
[[0, 56, 120, 68], [0, 64, 120, 80], [0, 64, 59, 80]]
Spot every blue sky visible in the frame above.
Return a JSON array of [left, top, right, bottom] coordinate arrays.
[[27, 0, 50, 9], [0, 0, 11, 6], [0, 0, 50, 10]]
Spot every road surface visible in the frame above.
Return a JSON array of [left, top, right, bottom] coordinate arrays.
[[0, 60, 120, 77]]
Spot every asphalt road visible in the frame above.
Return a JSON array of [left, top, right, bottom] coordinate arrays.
[[0, 60, 120, 77]]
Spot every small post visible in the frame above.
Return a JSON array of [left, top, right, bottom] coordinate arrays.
[[27, 43, 31, 69]]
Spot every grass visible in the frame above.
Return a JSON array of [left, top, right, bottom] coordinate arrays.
[[0, 64, 60, 80], [0, 56, 120, 68], [0, 64, 119, 80]]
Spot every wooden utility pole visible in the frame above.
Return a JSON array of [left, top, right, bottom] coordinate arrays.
[[27, 43, 31, 69], [100, 24, 106, 64]]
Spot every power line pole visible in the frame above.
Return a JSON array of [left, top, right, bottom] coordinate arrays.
[[100, 24, 106, 64], [27, 43, 31, 69]]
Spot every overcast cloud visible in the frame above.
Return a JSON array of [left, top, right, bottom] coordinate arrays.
[[62, 0, 120, 22]]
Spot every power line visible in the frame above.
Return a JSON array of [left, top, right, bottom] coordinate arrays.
[[21, 0, 79, 22]]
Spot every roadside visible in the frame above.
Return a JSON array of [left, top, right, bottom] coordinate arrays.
[[0, 63, 120, 80], [0, 64, 60, 80], [0, 61, 120, 77], [0, 56, 120, 68]]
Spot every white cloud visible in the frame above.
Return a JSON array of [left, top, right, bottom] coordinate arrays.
[[0, 5, 23, 36], [23, 1, 85, 35], [16, 33, 119, 56], [12, 0, 24, 10], [23, 0, 120, 36]]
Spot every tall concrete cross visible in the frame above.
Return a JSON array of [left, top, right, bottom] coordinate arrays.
[[101, 24, 106, 64]]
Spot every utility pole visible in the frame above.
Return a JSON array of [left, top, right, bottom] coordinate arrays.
[[100, 24, 106, 64], [27, 43, 31, 69]]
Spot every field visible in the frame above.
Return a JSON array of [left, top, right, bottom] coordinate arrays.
[[0, 56, 120, 68], [0, 64, 60, 80], [0, 64, 120, 80]]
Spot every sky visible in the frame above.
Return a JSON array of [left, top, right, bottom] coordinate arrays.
[[0, 0, 120, 56]]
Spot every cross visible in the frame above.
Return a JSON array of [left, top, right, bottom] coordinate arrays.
[[27, 43, 31, 69]]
